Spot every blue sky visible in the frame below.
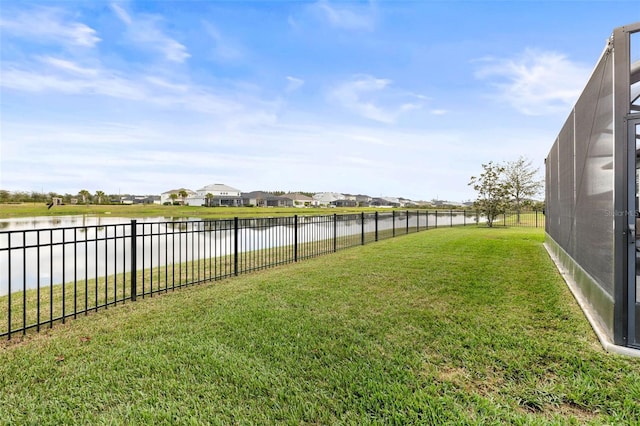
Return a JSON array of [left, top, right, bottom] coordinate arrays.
[[1, 1, 638, 201]]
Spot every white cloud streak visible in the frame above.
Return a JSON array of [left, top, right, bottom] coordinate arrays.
[[0, 56, 277, 121], [329, 75, 425, 124], [0, 6, 100, 47], [110, 3, 190, 63], [202, 22, 244, 61], [313, 0, 375, 31], [474, 49, 591, 115], [285, 76, 305, 93]]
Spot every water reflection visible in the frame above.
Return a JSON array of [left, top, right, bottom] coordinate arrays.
[[0, 213, 472, 295]]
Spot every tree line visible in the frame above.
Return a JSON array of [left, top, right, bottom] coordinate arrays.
[[1, 189, 320, 205], [0, 189, 127, 205]]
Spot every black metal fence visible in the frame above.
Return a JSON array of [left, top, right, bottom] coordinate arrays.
[[0, 209, 544, 339]]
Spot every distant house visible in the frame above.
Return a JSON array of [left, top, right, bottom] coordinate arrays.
[[331, 199, 358, 208], [282, 193, 317, 208], [354, 194, 372, 207], [188, 183, 243, 207], [121, 195, 161, 205], [313, 192, 345, 206], [196, 183, 242, 197], [399, 198, 418, 207], [161, 188, 197, 205], [370, 197, 400, 208], [242, 191, 293, 207]]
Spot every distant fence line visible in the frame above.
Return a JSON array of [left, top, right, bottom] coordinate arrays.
[[0, 209, 544, 339]]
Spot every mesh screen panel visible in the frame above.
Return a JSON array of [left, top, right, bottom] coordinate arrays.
[[558, 118, 575, 253], [546, 141, 559, 237], [547, 49, 615, 297]]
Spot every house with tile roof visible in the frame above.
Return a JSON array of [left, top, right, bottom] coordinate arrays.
[[282, 193, 317, 207], [242, 191, 293, 207], [161, 188, 197, 205]]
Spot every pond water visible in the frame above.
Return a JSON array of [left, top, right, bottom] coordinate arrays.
[[0, 216, 192, 296], [0, 213, 476, 295]]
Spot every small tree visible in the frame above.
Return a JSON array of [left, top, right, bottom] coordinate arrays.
[[178, 190, 188, 205], [170, 193, 178, 205], [95, 190, 105, 205], [502, 156, 543, 224], [469, 162, 511, 227], [78, 189, 91, 204], [205, 193, 214, 207]]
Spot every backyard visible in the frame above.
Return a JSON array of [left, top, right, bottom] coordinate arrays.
[[1, 226, 638, 425]]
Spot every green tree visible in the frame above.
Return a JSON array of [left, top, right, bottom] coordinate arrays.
[[170, 193, 178, 205], [178, 190, 188, 205], [78, 189, 91, 204], [205, 193, 214, 207], [502, 156, 543, 224], [469, 162, 511, 228], [95, 190, 105, 205]]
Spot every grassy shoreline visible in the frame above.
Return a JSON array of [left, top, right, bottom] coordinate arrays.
[[1, 227, 638, 424], [0, 202, 399, 220]]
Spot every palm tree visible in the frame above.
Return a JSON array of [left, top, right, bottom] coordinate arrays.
[[78, 189, 91, 204], [95, 190, 105, 205], [178, 190, 188, 205], [205, 193, 214, 207], [170, 193, 178, 205]]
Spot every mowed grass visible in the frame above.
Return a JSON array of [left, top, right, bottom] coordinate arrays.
[[0, 202, 388, 220], [1, 227, 639, 425]]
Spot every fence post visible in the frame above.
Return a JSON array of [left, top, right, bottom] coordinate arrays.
[[503, 212, 507, 227], [392, 210, 396, 237], [234, 217, 239, 276], [406, 210, 409, 234], [375, 211, 379, 241], [535, 209, 538, 228], [7, 237, 11, 339], [450, 210, 453, 227], [435, 210, 438, 228], [361, 212, 365, 245], [294, 215, 298, 262], [130, 220, 137, 302], [417, 210, 420, 232], [333, 213, 337, 252]]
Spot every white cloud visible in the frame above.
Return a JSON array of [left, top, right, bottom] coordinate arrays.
[[40, 56, 99, 76], [0, 6, 100, 47], [329, 75, 425, 124], [145, 76, 189, 92], [285, 76, 305, 93], [0, 64, 146, 100], [475, 49, 591, 115], [202, 22, 244, 61], [313, 0, 375, 31], [110, 2, 132, 25], [0, 58, 261, 118], [110, 3, 190, 63]]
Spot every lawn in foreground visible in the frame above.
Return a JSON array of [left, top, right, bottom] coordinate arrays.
[[0, 227, 639, 425]]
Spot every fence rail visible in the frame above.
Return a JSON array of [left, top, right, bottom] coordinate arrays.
[[0, 209, 544, 339]]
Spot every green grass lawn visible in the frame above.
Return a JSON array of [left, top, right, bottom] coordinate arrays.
[[0, 202, 393, 220], [1, 227, 638, 425]]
